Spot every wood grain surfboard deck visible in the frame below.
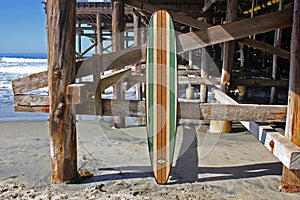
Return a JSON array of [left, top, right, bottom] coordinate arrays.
[[146, 10, 177, 184]]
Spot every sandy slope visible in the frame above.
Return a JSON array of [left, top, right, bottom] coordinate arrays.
[[0, 119, 300, 199]]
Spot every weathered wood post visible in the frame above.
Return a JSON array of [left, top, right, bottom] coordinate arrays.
[[200, 47, 209, 103], [270, 0, 283, 104], [112, 0, 124, 52], [188, 27, 193, 69], [46, 0, 78, 183], [112, 0, 125, 128], [77, 23, 82, 58], [237, 44, 246, 100], [112, 0, 125, 111], [133, 10, 143, 98], [97, 13, 103, 55], [210, 0, 238, 133], [200, 0, 209, 103], [281, 0, 300, 192], [133, 10, 144, 125]]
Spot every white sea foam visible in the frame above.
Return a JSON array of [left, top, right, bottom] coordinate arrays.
[[0, 55, 48, 109], [0, 65, 47, 75], [0, 57, 47, 63]]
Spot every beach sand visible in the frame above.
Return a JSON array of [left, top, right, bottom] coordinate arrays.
[[1, 119, 300, 199]]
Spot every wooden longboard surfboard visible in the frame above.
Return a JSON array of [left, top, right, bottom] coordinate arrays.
[[146, 10, 177, 184]]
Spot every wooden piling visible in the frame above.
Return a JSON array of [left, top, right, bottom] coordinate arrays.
[[237, 44, 246, 100], [46, 0, 78, 183], [96, 13, 103, 55], [210, 0, 238, 133], [133, 10, 143, 100], [112, 0, 124, 52], [77, 23, 82, 58], [270, 0, 283, 104], [112, 0, 125, 128], [133, 10, 141, 46], [200, 48, 208, 103], [200, 0, 209, 103], [280, 0, 300, 192]]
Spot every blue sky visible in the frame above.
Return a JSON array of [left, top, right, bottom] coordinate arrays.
[[0, 0, 47, 53]]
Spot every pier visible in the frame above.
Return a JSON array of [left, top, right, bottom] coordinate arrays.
[[11, 0, 300, 191]]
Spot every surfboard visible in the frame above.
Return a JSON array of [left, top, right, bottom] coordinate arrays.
[[146, 10, 177, 184]]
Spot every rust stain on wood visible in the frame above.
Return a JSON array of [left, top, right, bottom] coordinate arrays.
[[269, 140, 275, 154], [14, 105, 50, 113], [280, 180, 300, 193]]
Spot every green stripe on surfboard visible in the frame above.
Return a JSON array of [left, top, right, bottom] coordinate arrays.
[[169, 18, 176, 162], [147, 18, 154, 163], [146, 10, 177, 184]]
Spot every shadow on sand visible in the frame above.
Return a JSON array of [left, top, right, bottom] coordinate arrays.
[[82, 125, 282, 184]]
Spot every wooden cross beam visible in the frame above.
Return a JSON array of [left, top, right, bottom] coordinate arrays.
[[15, 94, 287, 123], [177, 8, 292, 53], [202, 0, 218, 12], [124, 0, 291, 60], [76, 44, 146, 78], [12, 71, 48, 94], [212, 88, 300, 170]]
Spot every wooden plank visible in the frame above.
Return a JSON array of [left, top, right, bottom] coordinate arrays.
[[212, 88, 237, 105], [100, 99, 287, 122], [177, 8, 293, 53], [47, 0, 77, 183], [281, 0, 300, 192], [231, 78, 289, 87], [76, 2, 112, 15], [66, 84, 88, 104], [181, 103, 286, 122], [125, 75, 221, 86], [212, 88, 300, 170], [14, 105, 50, 113], [14, 95, 49, 106], [14, 93, 286, 123], [76, 45, 146, 78], [239, 37, 290, 60], [202, 0, 218, 12], [76, 2, 132, 15], [179, 76, 220, 85], [241, 123, 300, 170], [102, 99, 145, 117], [95, 68, 131, 116], [178, 70, 201, 76], [104, 44, 146, 71], [12, 71, 48, 94], [66, 69, 131, 114], [100, 68, 131, 91]]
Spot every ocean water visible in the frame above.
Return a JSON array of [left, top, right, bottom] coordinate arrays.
[[0, 53, 49, 121], [0, 53, 139, 123]]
